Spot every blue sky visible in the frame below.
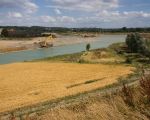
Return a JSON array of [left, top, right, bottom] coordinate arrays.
[[0, 0, 150, 28]]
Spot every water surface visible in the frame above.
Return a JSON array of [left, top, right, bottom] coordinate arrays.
[[0, 35, 126, 64]]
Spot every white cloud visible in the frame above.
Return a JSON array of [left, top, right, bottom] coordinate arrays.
[[0, 0, 150, 28], [8, 12, 23, 18], [123, 11, 150, 18], [54, 9, 61, 14], [48, 0, 119, 12], [41, 16, 56, 22], [96, 10, 150, 21], [45, 1, 150, 27], [1, 10, 150, 28], [40, 15, 76, 23], [60, 16, 76, 23], [0, 0, 38, 13], [38, 10, 150, 27]]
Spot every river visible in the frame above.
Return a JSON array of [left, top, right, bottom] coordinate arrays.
[[0, 35, 126, 64]]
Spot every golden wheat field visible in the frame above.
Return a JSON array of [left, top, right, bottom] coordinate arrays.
[[0, 62, 134, 112]]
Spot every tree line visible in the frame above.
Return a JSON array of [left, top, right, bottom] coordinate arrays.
[[1, 26, 150, 38]]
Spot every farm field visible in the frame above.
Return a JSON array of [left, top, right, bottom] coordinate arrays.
[[0, 62, 133, 112]]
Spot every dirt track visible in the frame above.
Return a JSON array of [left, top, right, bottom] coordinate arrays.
[[0, 62, 133, 112]]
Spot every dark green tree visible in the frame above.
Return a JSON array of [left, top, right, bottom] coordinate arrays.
[[122, 27, 127, 32], [126, 33, 150, 61], [126, 33, 144, 53], [1, 29, 9, 37], [86, 43, 91, 51]]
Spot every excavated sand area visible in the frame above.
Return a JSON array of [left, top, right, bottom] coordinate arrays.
[[0, 62, 134, 112]]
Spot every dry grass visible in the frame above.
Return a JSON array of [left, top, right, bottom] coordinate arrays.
[[79, 49, 124, 64], [141, 33, 150, 39], [40, 73, 150, 120], [40, 88, 149, 120], [140, 73, 150, 101], [0, 62, 133, 112]]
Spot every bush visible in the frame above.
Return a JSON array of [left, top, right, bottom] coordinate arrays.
[[126, 33, 144, 53], [140, 73, 150, 101], [121, 83, 134, 106], [1, 28, 8, 37], [126, 33, 150, 61], [125, 57, 132, 64], [78, 58, 85, 63], [86, 43, 91, 51]]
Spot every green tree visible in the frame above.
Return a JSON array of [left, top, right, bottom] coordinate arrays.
[[126, 33, 150, 61], [1, 29, 9, 37], [86, 43, 91, 51], [122, 27, 127, 32], [126, 33, 144, 53]]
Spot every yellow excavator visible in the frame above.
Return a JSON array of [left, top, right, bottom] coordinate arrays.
[[39, 35, 54, 48]]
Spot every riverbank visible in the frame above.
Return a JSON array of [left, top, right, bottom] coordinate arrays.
[[0, 41, 149, 119], [0, 34, 126, 64], [0, 43, 135, 113], [0, 34, 101, 53]]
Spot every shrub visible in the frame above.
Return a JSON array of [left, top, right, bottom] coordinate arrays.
[[140, 73, 150, 101], [125, 57, 132, 64], [126, 33, 144, 53], [126, 33, 150, 61], [86, 43, 91, 51], [78, 58, 85, 63], [121, 83, 134, 106], [1, 28, 9, 37]]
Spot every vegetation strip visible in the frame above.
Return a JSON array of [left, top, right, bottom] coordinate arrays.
[[66, 78, 106, 89]]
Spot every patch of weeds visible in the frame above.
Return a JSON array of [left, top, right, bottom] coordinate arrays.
[[66, 83, 83, 89], [84, 78, 105, 84], [125, 57, 132, 64], [121, 83, 135, 107], [67, 78, 105, 89], [118, 77, 129, 84], [78, 58, 86, 63], [140, 73, 150, 102], [35, 52, 83, 63]]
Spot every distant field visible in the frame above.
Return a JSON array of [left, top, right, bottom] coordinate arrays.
[[0, 62, 133, 112]]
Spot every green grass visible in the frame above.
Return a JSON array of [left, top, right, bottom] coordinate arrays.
[[35, 52, 83, 63]]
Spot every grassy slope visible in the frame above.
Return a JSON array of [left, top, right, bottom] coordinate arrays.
[[0, 62, 133, 112], [36, 46, 125, 64], [0, 40, 145, 119], [37, 42, 150, 120], [40, 79, 150, 120]]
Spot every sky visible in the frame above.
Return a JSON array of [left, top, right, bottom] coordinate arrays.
[[0, 0, 150, 28]]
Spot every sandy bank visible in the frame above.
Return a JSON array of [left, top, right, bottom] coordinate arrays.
[[0, 35, 100, 53]]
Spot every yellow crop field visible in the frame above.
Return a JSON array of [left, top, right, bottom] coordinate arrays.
[[0, 62, 134, 112]]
